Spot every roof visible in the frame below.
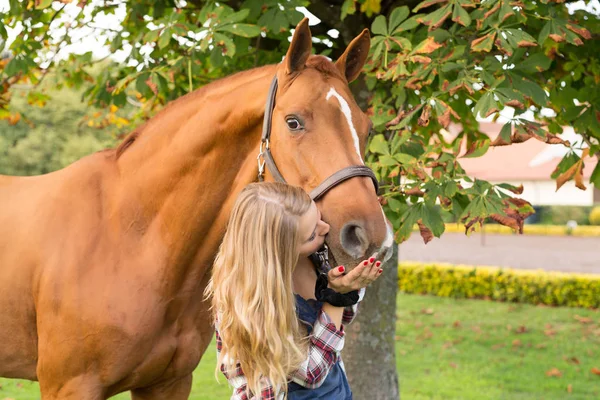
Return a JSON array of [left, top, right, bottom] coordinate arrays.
[[447, 122, 598, 181]]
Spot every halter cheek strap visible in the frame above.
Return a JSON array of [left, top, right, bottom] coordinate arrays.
[[257, 76, 379, 201]]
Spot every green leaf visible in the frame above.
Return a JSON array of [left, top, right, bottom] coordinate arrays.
[[504, 28, 537, 48], [514, 52, 552, 73], [394, 16, 420, 33], [517, 77, 548, 105], [422, 203, 445, 237], [394, 153, 417, 164], [372, 15, 388, 36], [398, 205, 421, 242], [463, 137, 491, 158], [473, 92, 499, 119], [551, 152, 580, 179], [452, 5, 471, 27], [35, 0, 53, 10], [213, 33, 236, 57], [158, 28, 171, 49], [590, 162, 600, 188], [379, 154, 398, 167], [471, 32, 496, 52], [444, 181, 458, 197], [369, 134, 390, 155], [219, 9, 250, 25], [413, 0, 448, 13], [218, 23, 261, 38], [387, 197, 404, 213], [495, 122, 512, 145], [341, 0, 357, 20], [538, 21, 552, 43], [389, 6, 409, 33]]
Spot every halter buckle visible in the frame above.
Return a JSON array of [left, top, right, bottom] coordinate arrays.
[[257, 139, 270, 181]]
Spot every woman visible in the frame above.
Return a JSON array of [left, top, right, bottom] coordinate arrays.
[[206, 182, 382, 399]]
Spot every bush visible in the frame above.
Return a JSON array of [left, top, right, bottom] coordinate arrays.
[[537, 205, 592, 226], [440, 223, 600, 237], [398, 262, 600, 309], [590, 206, 600, 226]]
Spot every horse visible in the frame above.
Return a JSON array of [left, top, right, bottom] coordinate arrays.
[[0, 18, 393, 399]]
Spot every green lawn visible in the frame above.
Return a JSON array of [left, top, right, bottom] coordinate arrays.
[[1, 293, 599, 399]]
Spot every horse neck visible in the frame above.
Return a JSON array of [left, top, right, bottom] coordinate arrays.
[[114, 65, 277, 281]]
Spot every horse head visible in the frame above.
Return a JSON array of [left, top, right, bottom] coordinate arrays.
[[262, 18, 393, 269]]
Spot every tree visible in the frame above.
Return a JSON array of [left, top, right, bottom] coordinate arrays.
[[1, 1, 599, 398]]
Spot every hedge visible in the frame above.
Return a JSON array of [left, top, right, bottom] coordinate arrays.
[[439, 224, 600, 237], [398, 262, 600, 309]]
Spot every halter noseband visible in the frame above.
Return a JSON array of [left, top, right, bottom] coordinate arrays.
[[257, 76, 379, 201]]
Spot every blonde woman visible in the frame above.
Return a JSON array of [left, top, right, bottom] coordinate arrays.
[[206, 182, 382, 399]]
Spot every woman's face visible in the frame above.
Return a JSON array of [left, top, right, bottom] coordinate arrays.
[[297, 201, 330, 258]]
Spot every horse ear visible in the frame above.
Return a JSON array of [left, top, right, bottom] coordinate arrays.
[[335, 29, 371, 83], [285, 18, 312, 74]]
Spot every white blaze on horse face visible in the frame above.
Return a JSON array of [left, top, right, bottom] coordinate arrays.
[[325, 87, 364, 165]]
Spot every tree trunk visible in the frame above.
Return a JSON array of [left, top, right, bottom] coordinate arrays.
[[344, 244, 399, 399]]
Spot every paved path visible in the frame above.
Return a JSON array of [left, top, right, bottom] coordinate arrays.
[[399, 232, 600, 274]]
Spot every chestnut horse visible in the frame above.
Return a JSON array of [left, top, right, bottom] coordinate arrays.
[[0, 19, 392, 399]]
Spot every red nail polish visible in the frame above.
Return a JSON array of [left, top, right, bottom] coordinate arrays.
[[375, 261, 381, 267], [378, 269, 383, 274], [369, 257, 375, 263], [363, 261, 368, 266], [338, 266, 345, 273]]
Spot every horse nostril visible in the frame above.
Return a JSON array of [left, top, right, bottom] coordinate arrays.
[[340, 222, 369, 259]]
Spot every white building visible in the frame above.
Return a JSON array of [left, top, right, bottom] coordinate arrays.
[[454, 123, 599, 206]]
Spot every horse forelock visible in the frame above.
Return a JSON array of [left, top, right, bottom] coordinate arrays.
[[305, 55, 344, 81]]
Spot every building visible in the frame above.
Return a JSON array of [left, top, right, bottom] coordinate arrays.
[[452, 122, 599, 206]]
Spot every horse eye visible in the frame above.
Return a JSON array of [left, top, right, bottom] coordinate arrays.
[[286, 117, 302, 131]]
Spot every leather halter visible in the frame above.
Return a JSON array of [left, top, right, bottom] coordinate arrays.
[[257, 76, 379, 201]]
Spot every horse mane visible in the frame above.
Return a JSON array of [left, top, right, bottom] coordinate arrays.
[[114, 56, 342, 159]]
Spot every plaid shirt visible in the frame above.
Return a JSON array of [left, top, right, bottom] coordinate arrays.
[[215, 293, 363, 400]]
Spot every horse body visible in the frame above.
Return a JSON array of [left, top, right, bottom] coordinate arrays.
[[0, 20, 391, 399]]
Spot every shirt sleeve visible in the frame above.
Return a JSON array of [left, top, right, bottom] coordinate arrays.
[[342, 287, 365, 326], [288, 308, 346, 389]]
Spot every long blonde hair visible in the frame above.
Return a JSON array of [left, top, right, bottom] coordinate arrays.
[[206, 182, 313, 397]]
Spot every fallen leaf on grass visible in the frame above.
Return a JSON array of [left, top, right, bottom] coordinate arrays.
[[544, 329, 556, 336], [546, 367, 563, 377], [512, 339, 522, 347], [591, 367, 600, 376], [574, 315, 593, 324], [421, 308, 434, 315], [394, 335, 402, 341], [453, 320, 461, 328], [566, 356, 580, 365], [492, 343, 506, 350], [449, 362, 458, 369], [567, 384, 572, 393], [536, 343, 548, 349], [515, 325, 528, 334]]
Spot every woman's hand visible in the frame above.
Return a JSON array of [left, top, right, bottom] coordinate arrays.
[[326, 256, 382, 294]]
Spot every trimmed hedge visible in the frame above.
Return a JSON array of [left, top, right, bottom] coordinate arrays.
[[441, 223, 600, 237], [398, 262, 600, 309]]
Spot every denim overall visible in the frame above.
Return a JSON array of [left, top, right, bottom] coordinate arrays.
[[286, 293, 353, 400]]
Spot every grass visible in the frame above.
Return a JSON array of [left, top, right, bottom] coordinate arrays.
[[1, 294, 599, 399]]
